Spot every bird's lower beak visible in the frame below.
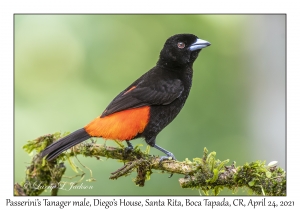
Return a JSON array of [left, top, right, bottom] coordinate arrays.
[[189, 39, 211, 51]]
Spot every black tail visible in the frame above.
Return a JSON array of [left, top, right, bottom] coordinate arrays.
[[41, 128, 91, 161]]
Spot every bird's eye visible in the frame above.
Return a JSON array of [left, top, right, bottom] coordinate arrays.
[[177, 42, 185, 49]]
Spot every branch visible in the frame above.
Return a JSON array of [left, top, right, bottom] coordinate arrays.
[[15, 132, 286, 196]]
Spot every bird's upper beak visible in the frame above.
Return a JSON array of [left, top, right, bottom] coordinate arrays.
[[189, 38, 211, 51]]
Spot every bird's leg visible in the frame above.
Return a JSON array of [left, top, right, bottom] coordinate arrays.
[[146, 136, 177, 162], [153, 144, 177, 162], [153, 144, 176, 178], [124, 140, 134, 153], [146, 136, 176, 177]]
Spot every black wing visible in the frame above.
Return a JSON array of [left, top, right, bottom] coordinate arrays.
[[101, 78, 184, 117]]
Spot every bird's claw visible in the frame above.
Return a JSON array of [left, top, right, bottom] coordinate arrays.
[[158, 153, 176, 178], [158, 152, 176, 165]]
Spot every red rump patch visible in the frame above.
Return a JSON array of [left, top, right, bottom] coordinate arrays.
[[84, 106, 150, 140]]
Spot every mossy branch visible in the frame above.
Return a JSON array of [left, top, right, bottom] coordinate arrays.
[[15, 132, 286, 196]]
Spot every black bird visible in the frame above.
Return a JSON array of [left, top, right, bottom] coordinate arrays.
[[41, 34, 211, 161]]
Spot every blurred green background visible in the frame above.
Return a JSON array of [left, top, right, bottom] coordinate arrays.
[[14, 14, 285, 195]]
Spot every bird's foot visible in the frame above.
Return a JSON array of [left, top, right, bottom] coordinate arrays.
[[158, 152, 177, 164], [124, 141, 134, 154], [159, 153, 176, 178], [153, 144, 176, 164], [152, 144, 176, 178]]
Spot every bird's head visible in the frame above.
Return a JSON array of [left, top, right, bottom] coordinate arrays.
[[157, 34, 210, 69]]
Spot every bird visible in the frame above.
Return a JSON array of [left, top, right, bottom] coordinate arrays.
[[41, 33, 211, 162]]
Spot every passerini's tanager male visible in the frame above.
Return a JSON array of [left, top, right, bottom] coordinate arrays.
[[41, 34, 210, 162]]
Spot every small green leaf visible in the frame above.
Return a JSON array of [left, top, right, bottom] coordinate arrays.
[[248, 180, 255, 186], [210, 169, 219, 183], [202, 189, 209, 196], [203, 147, 208, 160], [207, 151, 216, 171], [193, 158, 203, 164], [261, 186, 265, 196], [42, 157, 46, 166], [134, 144, 143, 149], [213, 186, 223, 195], [145, 145, 150, 154], [145, 170, 152, 181], [206, 169, 219, 183], [206, 151, 216, 162], [266, 171, 272, 178], [256, 185, 265, 196], [217, 159, 230, 171], [67, 156, 78, 173]]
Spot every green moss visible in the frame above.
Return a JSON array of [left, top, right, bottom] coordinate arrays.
[[180, 149, 285, 196], [234, 161, 286, 196], [17, 133, 286, 196], [18, 133, 67, 196]]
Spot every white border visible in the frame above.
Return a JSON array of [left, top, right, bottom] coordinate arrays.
[[1, 0, 299, 209]]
